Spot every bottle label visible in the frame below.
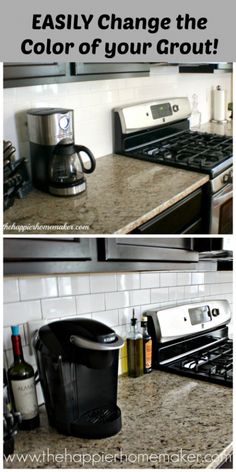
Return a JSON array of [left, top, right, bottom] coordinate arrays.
[[11, 378, 38, 420], [145, 340, 152, 369]]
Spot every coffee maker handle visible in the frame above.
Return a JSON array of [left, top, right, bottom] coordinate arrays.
[[75, 145, 96, 174], [70, 335, 124, 351]]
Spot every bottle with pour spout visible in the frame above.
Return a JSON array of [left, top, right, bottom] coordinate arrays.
[[141, 316, 152, 374], [127, 309, 144, 378]]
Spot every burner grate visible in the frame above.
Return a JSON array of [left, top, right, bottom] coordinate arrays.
[[169, 340, 233, 386], [128, 130, 233, 176]]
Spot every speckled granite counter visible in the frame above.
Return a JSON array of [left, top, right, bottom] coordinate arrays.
[[3, 121, 232, 235], [4, 371, 232, 469]]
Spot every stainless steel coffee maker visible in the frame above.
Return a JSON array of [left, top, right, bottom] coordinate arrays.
[[27, 108, 96, 196]]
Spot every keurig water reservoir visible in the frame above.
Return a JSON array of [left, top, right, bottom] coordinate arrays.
[[34, 319, 124, 438]]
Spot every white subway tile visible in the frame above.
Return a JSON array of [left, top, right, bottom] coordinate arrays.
[[129, 289, 150, 306], [115, 323, 129, 338], [209, 283, 232, 296], [205, 272, 222, 284], [41, 297, 76, 318], [198, 285, 211, 297], [90, 274, 116, 293], [105, 291, 130, 310], [191, 273, 205, 285], [4, 301, 42, 326], [160, 273, 177, 287], [19, 277, 58, 300], [184, 285, 199, 299], [76, 293, 105, 314], [92, 310, 119, 327], [3, 279, 19, 303], [140, 272, 160, 289], [141, 302, 164, 312], [219, 272, 233, 283], [169, 286, 185, 301], [176, 273, 192, 286], [58, 275, 90, 296], [119, 306, 142, 325], [150, 287, 169, 303], [117, 273, 140, 291]]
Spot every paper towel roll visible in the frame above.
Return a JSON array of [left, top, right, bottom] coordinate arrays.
[[213, 86, 226, 122]]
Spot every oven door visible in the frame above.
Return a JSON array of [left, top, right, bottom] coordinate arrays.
[[210, 183, 233, 234]]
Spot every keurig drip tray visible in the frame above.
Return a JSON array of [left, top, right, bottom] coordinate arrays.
[[71, 405, 122, 439]]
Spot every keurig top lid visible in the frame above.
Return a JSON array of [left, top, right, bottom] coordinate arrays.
[[36, 319, 118, 356]]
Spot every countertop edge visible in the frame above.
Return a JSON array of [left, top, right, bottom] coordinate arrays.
[[206, 442, 233, 469], [114, 174, 209, 234]]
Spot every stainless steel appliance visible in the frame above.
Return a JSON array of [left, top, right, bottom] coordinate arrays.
[[114, 98, 233, 234], [27, 108, 96, 197], [210, 170, 233, 233], [146, 299, 232, 387], [34, 318, 124, 438]]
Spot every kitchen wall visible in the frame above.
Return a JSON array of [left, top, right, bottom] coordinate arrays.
[[4, 267, 233, 403], [4, 66, 232, 160]]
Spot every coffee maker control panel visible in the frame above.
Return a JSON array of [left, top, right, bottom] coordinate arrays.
[[59, 116, 70, 131], [27, 108, 74, 146]]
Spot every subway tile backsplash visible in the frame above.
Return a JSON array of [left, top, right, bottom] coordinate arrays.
[[3, 269, 233, 381], [4, 70, 232, 161]]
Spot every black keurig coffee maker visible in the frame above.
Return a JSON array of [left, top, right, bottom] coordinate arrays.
[[34, 319, 124, 438], [27, 108, 96, 196]]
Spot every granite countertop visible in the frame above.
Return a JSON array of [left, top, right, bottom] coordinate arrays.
[[4, 371, 232, 469], [4, 121, 232, 235]]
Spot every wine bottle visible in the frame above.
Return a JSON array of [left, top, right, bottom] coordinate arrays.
[[8, 325, 40, 430]]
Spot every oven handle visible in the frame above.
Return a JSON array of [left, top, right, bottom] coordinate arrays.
[[213, 184, 233, 207]]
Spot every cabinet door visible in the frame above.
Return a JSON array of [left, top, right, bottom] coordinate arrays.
[[4, 238, 94, 261], [71, 63, 150, 79], [4, 63, 68, 87], [98, 238, 198, 262], [132, 188, 206, 234]]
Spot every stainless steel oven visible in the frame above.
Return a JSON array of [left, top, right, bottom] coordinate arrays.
[[114, 98, 233, 235], [210, 166, 233, 234]]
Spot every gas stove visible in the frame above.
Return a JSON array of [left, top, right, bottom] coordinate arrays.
[[114, 97, 233, 179], [128, 130, 232, 178], [146, 300, 233, 387], [114, 98, 233, 233]]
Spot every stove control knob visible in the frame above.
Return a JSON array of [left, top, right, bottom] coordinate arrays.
[[173, 105, 179, 112], [212, 308, 220, 317], [223, 174, 229, 183], [222, 171, 233, 184]]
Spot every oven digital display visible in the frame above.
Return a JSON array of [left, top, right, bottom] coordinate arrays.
[[151, 103, 173, 119], [189, 306, 212, 325]]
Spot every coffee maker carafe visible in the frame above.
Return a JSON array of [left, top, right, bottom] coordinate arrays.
[[27, 108, 96, 196], [34, 319, 124, 439]]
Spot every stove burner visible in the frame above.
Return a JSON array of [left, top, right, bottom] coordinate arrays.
[[128, 130, 232, 177], [171, 340, 233, 386]]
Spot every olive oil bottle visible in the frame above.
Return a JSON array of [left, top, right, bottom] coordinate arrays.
[[8, 325, 40, 430], [141, 316, 152, 374], [127, 310, 144, 377]]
